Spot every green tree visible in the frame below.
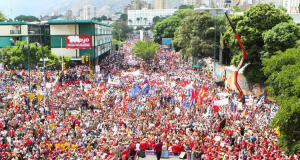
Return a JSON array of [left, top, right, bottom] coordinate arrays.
[[179, 4, 194, 9], [15, 15, 40, 22], [0, 11, 5, 22], [1, 41, 54, 66], [133, 40, 159, 62], [153, 16, 181, 44], [262, 48, 300, 155], [232, 6, 243, 12], [101, 15, 108, 21], [112, 39, 123, 51], [278, 5, 287, 12], [174, 12, 214, 58], [173, 9, 195, 19], [223, 3, 292, 83], [112, 21, 133, 41], [120, 13, 128, 22], [262, 23, 300, 58], [153, 16, 167, 25]]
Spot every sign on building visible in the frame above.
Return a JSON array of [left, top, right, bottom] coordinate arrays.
[[162, 38, 172, 45], [65, 35, 92, 49], [224, 0, 232, 8]]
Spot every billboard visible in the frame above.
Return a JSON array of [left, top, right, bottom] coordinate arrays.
[[162, 38, 172, 45], [66, 35, 92, 49]]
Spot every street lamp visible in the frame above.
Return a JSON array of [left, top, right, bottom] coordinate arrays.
[[35, 42, 51, 110], [21, 44, 31, 93], [209, 25, 217, 84]]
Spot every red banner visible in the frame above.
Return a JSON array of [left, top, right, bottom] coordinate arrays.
[[65, 35, 92, 49]]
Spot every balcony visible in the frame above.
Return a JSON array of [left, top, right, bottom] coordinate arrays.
[[10, 30, 21, 34]]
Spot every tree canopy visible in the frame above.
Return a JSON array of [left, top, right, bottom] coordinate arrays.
[[112, 21, 133, 41], [262, 22, 300, 58], [178, 4, 194, 9], [223, 3, 293, 83], [133, 40, 159, 62], [173, 9, 195, 19], [153, 16, 181, 44], [0, 11, 5, 22], [262, 47, 300, 155], [15, 15, 40, 22], [174, 11, 214, 58], [120, 13, 128, 22], [0, 41, 65, 67]]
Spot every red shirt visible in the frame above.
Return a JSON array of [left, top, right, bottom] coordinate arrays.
[[139, 142, 148, 150], [154, 142, 163, 153]]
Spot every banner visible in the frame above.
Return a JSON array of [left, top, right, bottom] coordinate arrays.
[[66, 35, 91, 49]]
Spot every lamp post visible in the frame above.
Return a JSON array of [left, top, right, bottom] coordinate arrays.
[[35, 42, 49, 108], [21, 44, 31, 93], [209, 25, 217, 84]]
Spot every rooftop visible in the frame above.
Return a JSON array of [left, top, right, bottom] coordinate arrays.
[[0, 20, 111, 27]]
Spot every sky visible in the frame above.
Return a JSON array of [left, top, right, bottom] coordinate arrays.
[[0, 0, 60, 19]]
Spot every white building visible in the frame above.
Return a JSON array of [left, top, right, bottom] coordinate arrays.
[[80, 5, 97, 20], [283, 0, 300, 13], [128, 8, 178, 27]]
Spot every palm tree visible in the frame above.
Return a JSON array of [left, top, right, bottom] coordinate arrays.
[[129, 19, 132, 25], [144, 18, 147, 25], [136, 17, 140, 25]]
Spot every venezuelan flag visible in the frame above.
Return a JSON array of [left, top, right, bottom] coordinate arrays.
[[125, 96, 130, 101], [241, 107, 248, 118], [236, 0, 240, 6], [54, 76, 59, 86]]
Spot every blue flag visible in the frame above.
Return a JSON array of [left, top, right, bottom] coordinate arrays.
[[183, 100, 188, 108], [97, 78, 100, 85], [171, 96, 174, 104], [135, 85, 142, 96], [142, 84, 150, 96], [189, 99, 194, 108], [230, 102, 235, 112], [131, 85, 137, 97]]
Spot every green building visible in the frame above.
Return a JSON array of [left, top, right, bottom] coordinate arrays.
[[0, 20, 112, 63]]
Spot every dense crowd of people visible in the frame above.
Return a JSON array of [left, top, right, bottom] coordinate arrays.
[[0, 38, 299, 160]]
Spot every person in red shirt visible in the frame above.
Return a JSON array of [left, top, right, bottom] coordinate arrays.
[[139, 139, 148, 151], [122, 147, 128, 160], [154, 140, 163, 160]]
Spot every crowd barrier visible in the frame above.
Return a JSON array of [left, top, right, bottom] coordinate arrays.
[[134, 150, 192, 160]]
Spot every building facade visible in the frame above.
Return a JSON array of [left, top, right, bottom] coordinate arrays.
[[184, 0, 202, 8], [80, 5, 97, 20], [128, 8, 177, 26], [155, 0, 169, 9], [0, 20, 112, 61], [283, 0, 300, 13]]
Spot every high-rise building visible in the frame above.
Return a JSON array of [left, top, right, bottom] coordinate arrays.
[[283, 0, 300, 13], [155, 0, 169, 9], [65, 9, 73, 20], [129, 0, 153, 10], [81, 5, 97, 20], [183, 0, 202, 8], [128, 8, 177, 26]]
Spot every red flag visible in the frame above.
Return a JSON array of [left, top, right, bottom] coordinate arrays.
[[199, 96, 203, 105], [25, 112, 30, 121], [33, 113, 37, 121], [213, 105, 219, 113], [51, 110, 55, 119], [47, 114, 52, 119], [166, 88, 171, 94]]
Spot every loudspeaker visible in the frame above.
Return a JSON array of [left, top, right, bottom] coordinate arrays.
[[179, 152, 187, 159]]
